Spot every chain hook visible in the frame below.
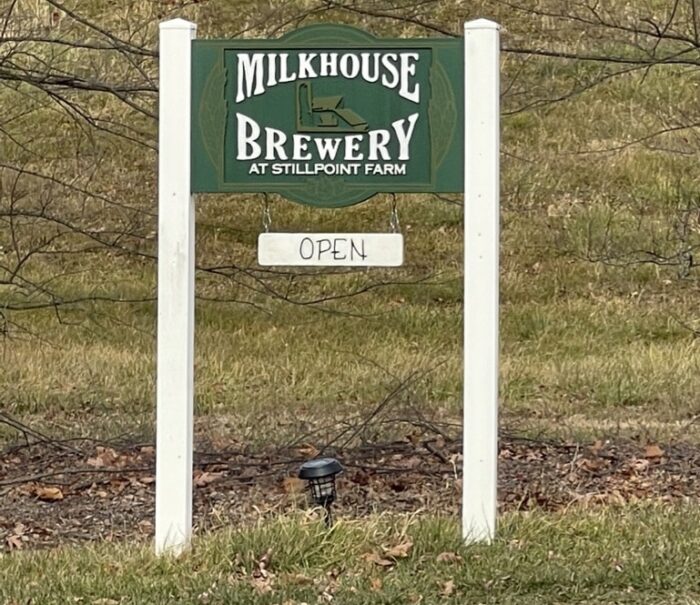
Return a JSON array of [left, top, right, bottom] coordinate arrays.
[[389, 194, 400, 233], [262, 194, 272, 233]]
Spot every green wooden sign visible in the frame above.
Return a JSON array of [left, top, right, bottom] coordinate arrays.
[[191, 24, 463, 207]]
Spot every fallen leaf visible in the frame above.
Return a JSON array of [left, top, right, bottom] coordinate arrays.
[[370, 577, 383, 591], [285, 573, 314, 586], [589, 439, 605, 454], [406, 430, 421, 446], [630, 458, 650, 472], [436, 551, 463, 564], [298, 443, 320, 458], [5, 523, 27, 549], [282, 476, 306, 495], [86, 456, 105, 468], [257, 548, 272, 573], [34, 485, 64, 501], [577, 457, 607, 472], [250, 575, 273, 594], [384, 539, 413, 559], [6, 534, 24, 550], [362, 552, 395, 567], [250, 551, 274, 594], [644, 444, 664, 459], [90, 447, 119, 467], [193, 470, 224, 487], [350, 469, 370, 486], [238, 466, 257, 480], [440, 579, 455, 597]]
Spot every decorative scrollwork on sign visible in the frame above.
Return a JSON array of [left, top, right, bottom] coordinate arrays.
[[429, 62, 458, 176], [199, 58, 227, 181]]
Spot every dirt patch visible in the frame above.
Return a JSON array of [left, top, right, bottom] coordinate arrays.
[[1, 435, 699, 551]]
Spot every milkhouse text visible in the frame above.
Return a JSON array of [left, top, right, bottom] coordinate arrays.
[[233, 51, 422, 176]]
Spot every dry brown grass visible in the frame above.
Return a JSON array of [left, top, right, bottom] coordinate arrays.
[[1, 1, 699, 446]]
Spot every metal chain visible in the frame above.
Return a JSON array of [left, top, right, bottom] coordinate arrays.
[[262, 195, 272, 232], [389, 194, 400, 233]]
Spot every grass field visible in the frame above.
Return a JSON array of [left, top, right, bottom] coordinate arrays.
[[2, 506, 699, 604], [1, 0, 699, 445]]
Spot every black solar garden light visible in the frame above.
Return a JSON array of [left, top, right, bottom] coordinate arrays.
[[298, 457, 343, 527]]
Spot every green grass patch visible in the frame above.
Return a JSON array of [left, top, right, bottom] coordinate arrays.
[[2, 506, 699, 604]]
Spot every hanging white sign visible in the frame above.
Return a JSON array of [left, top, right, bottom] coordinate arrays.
[[258, 232, 404, 267]]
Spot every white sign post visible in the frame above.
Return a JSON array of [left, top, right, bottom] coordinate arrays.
[[462, 19, 500, 543], [155, 17, 499, 554], [156, 18, 197, 555]]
